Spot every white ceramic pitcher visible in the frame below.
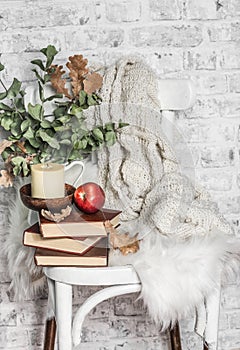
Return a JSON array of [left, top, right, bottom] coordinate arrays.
[[64, 160, 85, 188]]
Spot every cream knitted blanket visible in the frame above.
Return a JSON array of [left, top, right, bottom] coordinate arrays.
[[87, 57, 232, 240]]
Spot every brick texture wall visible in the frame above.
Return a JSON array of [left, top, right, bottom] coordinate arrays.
[[0, 0, 240, 349]]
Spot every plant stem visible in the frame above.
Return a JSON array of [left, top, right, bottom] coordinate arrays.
[[0, 78, 8, 92], [11, 98, 24, 121]]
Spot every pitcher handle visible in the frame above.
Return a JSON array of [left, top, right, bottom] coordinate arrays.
[[64, 161, 85, 187]]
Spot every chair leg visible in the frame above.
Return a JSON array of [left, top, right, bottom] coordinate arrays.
[[169, 322, 182, 350], [55, 282, 73, 350], [43, 317, 56, 350], [204, 342, 209, 350]]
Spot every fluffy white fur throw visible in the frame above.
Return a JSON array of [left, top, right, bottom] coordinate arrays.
[[3, 178, 45, 300], [2, 57, 240, 336], [110, 231, 239, 330]]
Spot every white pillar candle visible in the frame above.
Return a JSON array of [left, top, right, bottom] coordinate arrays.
[[31, 163, 65, 199]]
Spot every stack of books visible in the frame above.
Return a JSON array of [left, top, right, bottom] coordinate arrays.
[[23, 207, 121, 267]]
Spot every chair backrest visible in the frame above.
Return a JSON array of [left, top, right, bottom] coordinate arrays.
[[158, 79, 196, 111], [158, 79, 196, 143]]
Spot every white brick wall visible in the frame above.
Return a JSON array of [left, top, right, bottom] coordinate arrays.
[[0, 0, 239, 349]]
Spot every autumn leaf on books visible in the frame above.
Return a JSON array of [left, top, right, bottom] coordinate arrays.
[[49, 65, 71, 99], [66, 55, 89, 97]]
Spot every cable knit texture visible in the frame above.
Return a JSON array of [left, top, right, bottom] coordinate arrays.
[[86, 57, 232, 240]]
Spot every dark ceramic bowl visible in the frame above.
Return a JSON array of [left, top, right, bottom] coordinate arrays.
[[19, 183, 76, 212]]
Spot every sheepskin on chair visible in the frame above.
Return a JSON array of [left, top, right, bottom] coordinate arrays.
[[3, 178, 45, 300]]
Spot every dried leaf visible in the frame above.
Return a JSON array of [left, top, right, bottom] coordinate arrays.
[[83, 72, 103, 95], [41, 206, 72, 223], [0, 140, 13, 155], [49, 65, 72, 99], [104, 220, 140, 255], [66, 55, 89, 97], [0, 169, 13, 188], [119, 241, 140, 256]]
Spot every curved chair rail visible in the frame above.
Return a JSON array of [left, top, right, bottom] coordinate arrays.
[[43, 265, 141, 286]]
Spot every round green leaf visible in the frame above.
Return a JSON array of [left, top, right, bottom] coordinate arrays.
[[21, 120, 31, 132], [0, 92, 7, 100], [31, 59, 45, 71], [93, 127, 104, 141], [23, 126, 35, 140], [28, 103, 43, 121], [87, 95, 97, 106], [38, 129, 60, 149], [79, 90, 87, 106], [70, 105, 83, 118], [40, 120, 52, 128], [1, 116, 13, 130], [10, 121, 22, 136], [7, 78, 22, 98], [105, 131, 116, 146], [0, 102, 12, 111], [28, 138, 41, 148]]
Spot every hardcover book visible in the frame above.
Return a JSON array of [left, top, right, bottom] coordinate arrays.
[[34, 237, 108, 267], [39, 207, 121, 238], [24, 223, 103, 255]]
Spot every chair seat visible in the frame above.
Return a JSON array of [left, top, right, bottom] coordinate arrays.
[[43, 264, 141, 286]]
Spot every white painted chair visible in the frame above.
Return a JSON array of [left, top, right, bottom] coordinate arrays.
[[43, 79, 220, 350]]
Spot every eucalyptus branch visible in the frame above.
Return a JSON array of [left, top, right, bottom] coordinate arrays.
[[0, 45, 129, 178]]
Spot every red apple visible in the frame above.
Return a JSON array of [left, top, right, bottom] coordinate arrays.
[[74, 182, 105, 214]]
